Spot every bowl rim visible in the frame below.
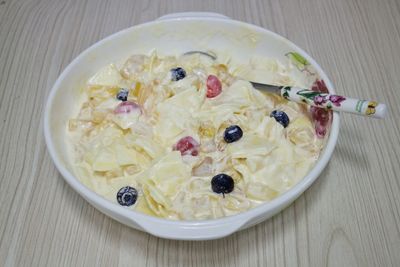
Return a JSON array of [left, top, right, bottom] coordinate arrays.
[[44, 15, 340, 240]]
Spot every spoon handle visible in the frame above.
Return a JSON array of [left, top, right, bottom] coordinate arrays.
[[249, 82, 387, 118], [281, 87, 387, 118]]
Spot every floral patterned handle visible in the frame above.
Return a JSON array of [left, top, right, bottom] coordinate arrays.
[[281, 87, 387, 118]]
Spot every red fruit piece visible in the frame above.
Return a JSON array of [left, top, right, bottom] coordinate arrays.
[[310, 79, 331, 138], [311, 79, 329, 93], [173, 136, 200, 156], [206, 75, 222, 98], [310, 106, 330, 126], [315, 120, 327, 138], [114, 101, 141, 114]]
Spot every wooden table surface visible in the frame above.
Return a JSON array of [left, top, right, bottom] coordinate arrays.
[[1, 0, 400, 266]]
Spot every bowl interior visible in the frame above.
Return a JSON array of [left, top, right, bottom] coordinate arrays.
[[45, 17, 338, 239]]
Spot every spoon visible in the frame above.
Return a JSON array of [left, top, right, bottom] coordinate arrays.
[[183, 51, 387, 119]]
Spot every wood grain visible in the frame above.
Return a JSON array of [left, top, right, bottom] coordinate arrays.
[[1, 0, 399, 266]]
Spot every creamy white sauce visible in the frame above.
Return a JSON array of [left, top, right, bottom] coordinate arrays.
[[67, 52, 324, 220]]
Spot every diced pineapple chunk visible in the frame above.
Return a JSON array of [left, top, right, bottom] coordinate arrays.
[[114, 144, 138, 166], [132, 135, 164, 159], [130, 82, 141, 97], [83, 150, 96, 165], [88, 64, 127, 88], [93, 148, 118, 171], [199, 121, 215, 139], [287, 117, 314, 145], [227, 134, 275, 158], [149, 151, 190, 197], [246, 182, 279, 201], [112, 109, 141, 130]]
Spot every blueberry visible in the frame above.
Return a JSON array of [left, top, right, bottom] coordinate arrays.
[[211, 174, 234, 195], [223, 125, 243, 143], [116, 186, 138, 206], [116, 88, 129, 101], [270, 110, 290, 128], [170, 67, 186, 81]]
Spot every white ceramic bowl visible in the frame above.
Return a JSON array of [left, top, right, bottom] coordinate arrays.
[[44, 12, 339, 240]]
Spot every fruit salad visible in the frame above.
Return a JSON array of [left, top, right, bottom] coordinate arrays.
[[68, 51, 327, 220]]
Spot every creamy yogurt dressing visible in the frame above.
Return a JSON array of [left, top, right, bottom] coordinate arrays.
[[68, 51, 324, 220]]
